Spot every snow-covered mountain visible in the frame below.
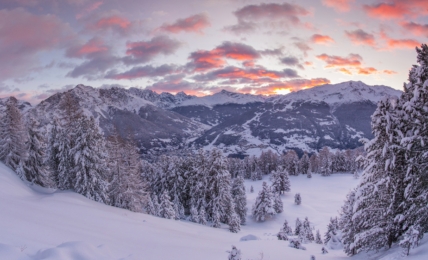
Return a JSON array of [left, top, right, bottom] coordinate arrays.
[[269, 81, 402, 108], [1, 81, 402, 157]]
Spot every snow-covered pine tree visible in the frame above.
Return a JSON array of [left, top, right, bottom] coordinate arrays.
[[295, 193, 301, 205], [56, 126, 73, 190], [303, 217, 314, 242], [299, 152, 310, 175], [153, 194, 161, 217], [318, 147, 332, 176], [144, 195, 157, 216], [270, 167, 291, 195], [20, 117, 53, 187], [282, 150, 299, 176], [228, 245, 241, 260], [315, 230, 323, 244], [198, 207, 207, 225], [228, 212, 241, 233], [212, 210, 221, 228], [339, 189, 357, 256], [69, 116, 109, 203], [273, 192, 283, 214], [159, 191, 176, 219], [190, 206, 199, 223], [252, 182, 274, 222], [0, 97, 27, 171], [398, 44, 428, 237], [231, 176, 247, 225], [352, 97, 403, 252], [48, 119, 61, 184], [324, 217, 337, 245], [282, 219, 293, 235], [399, 225, 421, 256], [309, 154, 319, 173], [250, 185, 254, 193], [295, 218, 302, 236]]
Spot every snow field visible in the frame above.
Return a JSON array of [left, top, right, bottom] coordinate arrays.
[[1, 162, 427, 259]]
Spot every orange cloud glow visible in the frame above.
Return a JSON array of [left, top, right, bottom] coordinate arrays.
[[311, 34, 335, 45]]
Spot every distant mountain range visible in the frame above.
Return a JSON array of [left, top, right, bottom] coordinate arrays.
[[1, 81, 402, 157]]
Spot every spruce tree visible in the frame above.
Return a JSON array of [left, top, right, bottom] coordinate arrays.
[[282, 219, 293, 235], [270, 167, 291, 195], [228, 212, 241, 233], [190, 206, 199, 223], [231, 176, 247, 225], [294, 193, 301, 205], [252, 182, 274, 222], [21, 117, 53, 187], [273, 193, 283, 214], [228, 245, 241, 260], [303, 217, 314, 242], [69, 116, 109, 203], [295, 218, 302, 236], [159, 191, 175, 219], [399, 225, 421, 256], [0, 97, 27, 171], [315, 230, 323, 244], [299, 152, 310, 175], [324, 217, 337, 245], [339, 190, 357, 256]]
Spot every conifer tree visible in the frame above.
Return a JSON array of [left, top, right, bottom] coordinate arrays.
[[273, 193, 283, 214], [270, 167, 291, 195], [21, 117, 53, 187], [303, 217, 314, 242], [282, 219, 293, 235], [324, 217, 337, 245], [229, 213, 241, 233], [282, 150, 299, 175], [0, 97, 27, 171], [228, 245, 241, 260], [295, 217, 302, 236], [295, 193, 301, 205], [144, 195, 157, 216], [339, 190, 357, 256], [48, 119, 61, 184], [399, 226, 421, 256], [198, 207, 207, 225], [252, 182, 274, 222], [159, 191, 175, 219], [299, 152, 310, 175], [315, 230, 323, 244], [190, 206, 199, 223], [231, 176, 247, 225]]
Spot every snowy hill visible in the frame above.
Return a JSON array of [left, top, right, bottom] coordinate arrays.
[[269, 81, 402, 108], [1, 162, 428, 260]]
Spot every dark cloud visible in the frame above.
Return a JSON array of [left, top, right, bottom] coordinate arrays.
[[122, 35, 181, 65], [345, 29, 376, 46], [66, 54, 121, 80], [280, 56, 304, 69], [105, 64, 178, 80]]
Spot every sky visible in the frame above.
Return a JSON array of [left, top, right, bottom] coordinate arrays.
[[0, 0, 427, 104]]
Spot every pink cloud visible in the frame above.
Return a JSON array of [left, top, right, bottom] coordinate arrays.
[[401, 22, 428, 37], [363, 1, 428, 20], [316, 53, 362, 67], [322, 0, 354, 12], [157, 14, 210, 34], [66, 37, 108, 58], [105, 64, 178, 80], [311, 34, 335, 45], [76, 1, 103, 19], [380, 31, 420, 50]]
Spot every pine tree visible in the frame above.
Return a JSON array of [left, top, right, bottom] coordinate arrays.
[[48, 119, 61, 184], [144, 195, 157, 216], [159, 191, 175, 219], [295, 218, 302, 236], [299, 152, 310, 175], [339, 190, 357, 256], [252, 182, 274, 222], [250, 186, 254, 193], [273, 193, 283, 214], [21, 117, 53, 187], [0, 97, 27, 171], [399, 225, 421, 256], [212, 211, 221, 228], [303, 217, 314, 242], [231, 176, 247, 225], [69, 116, 110, 203], [282, 219, 293, 235], [309, 154, 319, 173], [190, 206, 199, 223], [229, 213, 241, 233], [324, 217, 337, 245], [198, 207, 207, 225], [315, 230, 323, 244], [318, 147, 332, 176], [56, 126, 73, 190], [294, 193, 301, 205], [282, 150, 299, 176], [228, 245, 241, 260], [270, 167, 291, 195]]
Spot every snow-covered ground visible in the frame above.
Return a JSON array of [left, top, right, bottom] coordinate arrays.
[[0, 162, 427, 259]]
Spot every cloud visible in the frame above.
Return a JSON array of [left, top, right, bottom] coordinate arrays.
[[76, 1, 103, 19], [316, 53, 362, 67], [280, 56, 304, 69], [322, 0, 354, 12], [401, 22, 428, 37], [380, 31, 420, 50], [0, 8, 75, 81], [310, 34, 335, 45], [193, 66, 299, 83], [225, 2, 309, 34], [293, 41, 312, 56], [383, 70, 397, 75], [88, 15, 132, 35], [105, 64, 178, 80], [363, 1, 428, 20], [157, 14, 210, 34], [186, 42, 267, 72], [66, 54, 120, 80], [66, 37, 108, 58], [122, 35, 181, 65], [357, 67, 378, 75], [345, 29, 376, 46]]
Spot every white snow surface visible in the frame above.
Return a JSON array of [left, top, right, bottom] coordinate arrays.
[[269, 81, 402, 107], [1, 162, 427, 260]]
